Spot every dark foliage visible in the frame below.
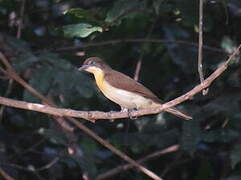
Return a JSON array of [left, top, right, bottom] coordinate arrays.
[[0, 0, 241, 179]]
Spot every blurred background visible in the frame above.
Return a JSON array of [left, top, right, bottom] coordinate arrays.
[[0, 0, 241, 179]]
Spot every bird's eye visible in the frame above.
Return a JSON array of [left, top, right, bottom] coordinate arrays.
[[88, 61, 95, 65]]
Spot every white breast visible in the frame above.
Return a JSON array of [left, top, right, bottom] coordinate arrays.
[[100, 80, 160, 109]]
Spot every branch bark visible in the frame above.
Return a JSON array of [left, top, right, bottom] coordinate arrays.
[[198, 0, 208, 95], [0, 44, 240, 121], [0, 168, 15, 180], [0, 52, 163, 180], [96, 145, 179, 180]]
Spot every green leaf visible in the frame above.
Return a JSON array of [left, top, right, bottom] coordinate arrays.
[[202, 129, 239, 143], [63, 8, 105, 25], [221, 36, 238, 54], [64, 8, 93, 18], [71, 138, 98, 178], [105, 0, 147, 25], [22, 52, 94, 104], [4, 36, 39, 72], [23, 67, 55, 102], [38, 53, 73, 70], [63, 23, 103, 38]]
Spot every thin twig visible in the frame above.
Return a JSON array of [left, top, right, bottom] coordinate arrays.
[[17, 0, 26, 39], [111, 8, 149, 25], [0, 168, 15, 180], [68, 117, 163, 180], [55, 39, 226, 54], [134, 59, 142, 81], [35, 157, 59, 172], [161, 158, 192, 177], [198, 0, 208, 95], [4, 158, 59, 173], [0, 79, 13, 121], [134, 20, 156, 81], [96, 145, 179, 180], [9, 139, 45, 160]]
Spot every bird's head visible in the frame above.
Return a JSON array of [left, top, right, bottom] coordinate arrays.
[[78, 57, 111, 74]]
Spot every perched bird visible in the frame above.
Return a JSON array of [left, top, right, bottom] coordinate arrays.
[[78, 57, 192, 120]]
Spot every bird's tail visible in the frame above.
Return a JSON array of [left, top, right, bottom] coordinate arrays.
[[165, 107, 192, 120]]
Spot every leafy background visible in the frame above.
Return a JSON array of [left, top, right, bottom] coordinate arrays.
[[0, 0, 241, 180]]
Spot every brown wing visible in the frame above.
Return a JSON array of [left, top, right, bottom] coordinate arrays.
[[104, 70, 163, 104], [104, 70, 192, 120]]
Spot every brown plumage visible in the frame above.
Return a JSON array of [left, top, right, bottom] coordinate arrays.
[[104, 70, 162, 104], [79, 57, 192, 120]]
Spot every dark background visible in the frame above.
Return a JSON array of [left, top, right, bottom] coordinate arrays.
[[0, 0, 241, 180]]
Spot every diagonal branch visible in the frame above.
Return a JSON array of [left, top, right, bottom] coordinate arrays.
[[0, 45, 240, 180], [96, 145, 180, 180], [0, 167, 15, 180], [0, 52, 73, 132], [0, 45, 240, 121], [0, 52, 162, 180]]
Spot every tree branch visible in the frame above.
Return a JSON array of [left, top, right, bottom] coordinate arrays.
[[16, 0, 25, 39], [96, 145, 179, 180], [1, 45, 240, 121], [0, 167, 15, 180], [0, 52, 74, 132], [55, 38, 226, 55], [0, 52, 162, 180], [134, 19, 156, 81], [198, 0, 208, 95], [0, 44, 240, 180]]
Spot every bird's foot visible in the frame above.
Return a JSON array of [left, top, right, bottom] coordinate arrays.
[[120, 107, 129, 112], [108, 110, 117, 122], [121, 107, 137, 119]]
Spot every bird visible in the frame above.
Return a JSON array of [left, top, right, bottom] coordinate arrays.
[[78, 57, 192, 120]]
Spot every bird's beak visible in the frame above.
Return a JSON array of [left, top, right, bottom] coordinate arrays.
[[78, 65, 89, 71]]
